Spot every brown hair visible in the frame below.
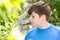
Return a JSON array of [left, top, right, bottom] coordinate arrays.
[[28, 1, 51, 21]]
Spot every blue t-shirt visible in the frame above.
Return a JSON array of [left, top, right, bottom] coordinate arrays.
[[25, 24, 60, 40]]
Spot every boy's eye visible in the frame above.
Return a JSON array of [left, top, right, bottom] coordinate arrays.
[[32, 16, 35, 18]]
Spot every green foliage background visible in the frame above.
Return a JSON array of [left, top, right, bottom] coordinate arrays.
[[0, 0, 60, 40]]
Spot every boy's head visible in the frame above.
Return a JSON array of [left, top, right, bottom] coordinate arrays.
[[28, 0, 51, 21], [28, 1, 51, 27]]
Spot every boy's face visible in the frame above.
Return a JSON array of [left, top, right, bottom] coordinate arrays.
[[29, 12, 46, 27]]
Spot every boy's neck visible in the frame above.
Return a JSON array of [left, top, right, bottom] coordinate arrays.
[[39, 22, 50, 29]]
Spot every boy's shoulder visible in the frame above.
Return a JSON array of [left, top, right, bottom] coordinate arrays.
[[52, 24, 60, 34], [25, 27, 38, 37], [28, 27, 38, 33], [54, 26, 60, 32]]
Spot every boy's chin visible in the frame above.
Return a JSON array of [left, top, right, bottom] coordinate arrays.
[[31, 25, 37, 27]]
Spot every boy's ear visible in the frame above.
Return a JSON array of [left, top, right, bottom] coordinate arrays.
[[40, 15, 46, 20]]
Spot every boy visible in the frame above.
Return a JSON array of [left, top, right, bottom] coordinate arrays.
[[25, 0, 60, 40]]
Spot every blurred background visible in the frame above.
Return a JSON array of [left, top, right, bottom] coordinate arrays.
[[0, 0, 60, 40]]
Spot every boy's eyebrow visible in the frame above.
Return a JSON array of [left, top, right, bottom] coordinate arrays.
[[31, 14, 34, 16], [31, 12, 35, 15]]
